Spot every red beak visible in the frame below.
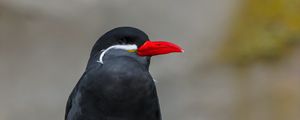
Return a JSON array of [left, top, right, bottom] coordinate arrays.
[[137, 41, 184, 56]]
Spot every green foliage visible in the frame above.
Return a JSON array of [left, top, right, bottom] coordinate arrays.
[[221, 0, 300, 66]]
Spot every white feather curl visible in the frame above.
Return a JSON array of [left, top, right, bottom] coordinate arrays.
[[97, 44, 137, 64]]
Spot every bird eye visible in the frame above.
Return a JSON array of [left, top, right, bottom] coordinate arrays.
[[119, 37, 135, 44]]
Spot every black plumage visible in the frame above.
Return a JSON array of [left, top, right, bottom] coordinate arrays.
[[65, 27, 161, 120]]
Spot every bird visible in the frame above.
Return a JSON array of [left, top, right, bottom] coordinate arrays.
[[65, 27, 183, 120]]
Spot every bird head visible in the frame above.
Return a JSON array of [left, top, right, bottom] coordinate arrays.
[[87, 27, 183, 69]]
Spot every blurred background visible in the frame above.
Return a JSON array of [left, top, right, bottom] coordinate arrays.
[[0, 0, 300, 120]]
